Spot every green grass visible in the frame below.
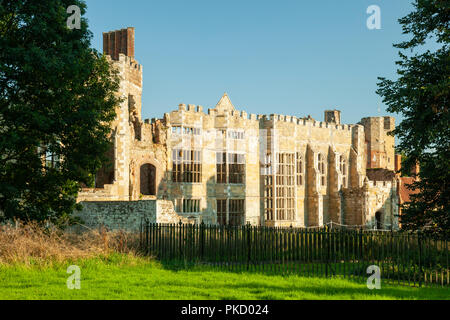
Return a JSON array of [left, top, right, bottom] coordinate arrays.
[[0, 254, 448, 300]]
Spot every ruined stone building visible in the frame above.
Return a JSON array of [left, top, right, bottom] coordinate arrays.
[[77, 28, 400, 230]]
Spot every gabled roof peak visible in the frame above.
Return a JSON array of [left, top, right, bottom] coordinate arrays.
[[214, 92, 235, 113]]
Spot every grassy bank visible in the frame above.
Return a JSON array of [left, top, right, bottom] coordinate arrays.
[[1, 254, 449, 300]]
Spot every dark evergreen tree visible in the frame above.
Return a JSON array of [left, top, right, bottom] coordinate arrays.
[[377, 0, 449, 236], [0, 0, 119, 223]]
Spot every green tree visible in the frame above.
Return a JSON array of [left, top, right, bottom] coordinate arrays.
[[0, 0, 119, 223], [377, 0, 449, 236]]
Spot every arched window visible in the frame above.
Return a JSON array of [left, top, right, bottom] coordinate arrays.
[[140, 164, 156, 195], [340, 155, 347, 187], [318, 153, 326, 186]]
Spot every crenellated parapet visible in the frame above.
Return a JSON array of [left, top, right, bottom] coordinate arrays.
[[78, 27, 401, 231]]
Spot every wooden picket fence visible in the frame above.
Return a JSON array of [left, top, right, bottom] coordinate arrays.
[[140, 222, 449, 287]]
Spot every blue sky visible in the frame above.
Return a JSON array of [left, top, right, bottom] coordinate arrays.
[[85, 0, 414, 125]]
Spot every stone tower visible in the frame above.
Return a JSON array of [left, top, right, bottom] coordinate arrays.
[[360, 116, 395, 171], [81, 27, 144, 200], [106, 27, 143, 200]]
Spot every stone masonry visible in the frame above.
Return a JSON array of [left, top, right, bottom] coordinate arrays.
[[77, 28, 400, 230]]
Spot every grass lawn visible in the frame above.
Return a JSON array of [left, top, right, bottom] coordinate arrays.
[[0, 254, 448, 300]]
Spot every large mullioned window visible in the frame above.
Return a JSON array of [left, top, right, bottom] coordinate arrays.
[[275, 153, 295, 221], [175, 199, 201, 213], [263, 153, 274, 221], [216, 152, 245, 184], [171, 126, 201, 135], [172, 149, 202, 183], [216, 199, 245, 226]]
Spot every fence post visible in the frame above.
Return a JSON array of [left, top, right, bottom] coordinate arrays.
[[200, 221, 205, 259], [247, 223, 251, 271], [418, 231, 423, 287], [325, 225, 329, 278], [145, 220, 149, 255], [178, 220, 182, 262]]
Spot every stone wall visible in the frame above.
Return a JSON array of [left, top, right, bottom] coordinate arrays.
[[76, 27, 400, 231], [74, 200, 191, 231]]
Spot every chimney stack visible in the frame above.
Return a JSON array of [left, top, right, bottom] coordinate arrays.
[[103, 27, 135, 60], [324, 110, 341, 125]]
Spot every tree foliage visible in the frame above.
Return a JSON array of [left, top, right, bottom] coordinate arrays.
[[377, 0, 449, 236], [0, 0, 119, 223]]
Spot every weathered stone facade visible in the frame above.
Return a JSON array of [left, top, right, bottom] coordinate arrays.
[[74, 200, 196, 231], [77, 28, 399, 230]]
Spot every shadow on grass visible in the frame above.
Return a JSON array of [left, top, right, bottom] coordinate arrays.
[[154, 259, 449, 299]]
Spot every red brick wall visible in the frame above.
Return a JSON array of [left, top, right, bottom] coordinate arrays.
[[103, 27, 135, 60]]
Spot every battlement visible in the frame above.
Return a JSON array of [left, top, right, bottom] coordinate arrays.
[[118, 54, 142, 71], [259, 113, 353, 131], [366, 180, 394, 189], [360, 116, 395, 131], [166, 100, 365, 135]]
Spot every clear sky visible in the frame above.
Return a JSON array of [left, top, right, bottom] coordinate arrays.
[[84, 0, 414, 125]]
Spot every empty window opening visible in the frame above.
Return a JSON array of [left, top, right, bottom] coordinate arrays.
[[172, 149, 202, 183], [217, 199, 227, 225], [176, 199, 201, 213], [263, 153, 274, 221], [216, 199, 245, 226], [140, 164, 156, 195], [128, 95, 141, 141], [340, 155, 347, 187], [216, 152, 245, 184], [296, 152, 304, 186], [375, 211, 383, 230], [275, 153, 295, 221], [318, 153, 326, 186]]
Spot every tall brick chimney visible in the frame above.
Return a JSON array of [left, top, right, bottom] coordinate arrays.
[[103, 27, 135, 60]]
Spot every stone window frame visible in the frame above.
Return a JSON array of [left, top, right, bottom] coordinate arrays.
[[317, 153, 326, 187], [45, 150, 61, 170], [227, 129, 245, 140], [176, 198, 201, 214], [41, 143, 62, 170], [217, 199, 227, 225], [171, 125, 201, 136], [215, 152, 245, 184], [275, 152, 295, 221], [171, 126, 182, 135], [216, 198, 245, 226], [172, 149, 202, 183], [216, 152, 227, 184], [182, 126, 201, 135], [339, 155, 348, 187], [296, 152, 304, 186], [229, 199, 245, 226], [263, 153, 274, 221]]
